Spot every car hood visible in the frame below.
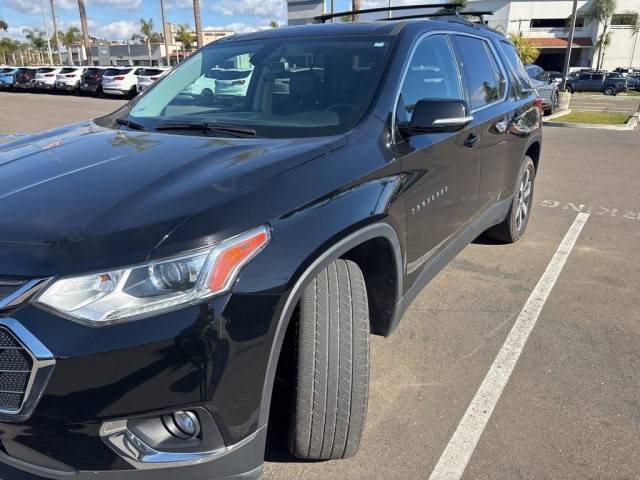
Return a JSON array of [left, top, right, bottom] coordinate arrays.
[[0, 122, 345, 277]]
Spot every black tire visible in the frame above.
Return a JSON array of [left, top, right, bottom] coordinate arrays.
[[289, 259, 370, 461], [485, 156, 536, 244], [603, 86, 615, 96]]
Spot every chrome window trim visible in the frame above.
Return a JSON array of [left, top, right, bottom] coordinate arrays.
[[391, 29, 512, 141], [0, 318, 56, 422], [449, 32, 510, 114], [391, 30, 464, 143]]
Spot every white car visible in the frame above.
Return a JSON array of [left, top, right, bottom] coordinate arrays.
[[137, 67, 170, 92], [34, 66, 64, 90], [182, 72, 217, 96], [102, 67, 145, 97], [55, 67, 87, 93], [214, 68, 253, 96]]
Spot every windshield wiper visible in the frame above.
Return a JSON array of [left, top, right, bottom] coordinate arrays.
[[155, 122, 256, 138], [115, 118, 147, 131]]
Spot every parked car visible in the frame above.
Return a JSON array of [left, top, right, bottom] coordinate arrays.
[[214, 68, 254, 96], [181, 68, 219, 96], [525, 64, 559, 115], [625, 72, 640, 91], [565, 71, 627, 95], [545, 70, 564, 85], [137, 67, 170, 92], [54, 67, 87, 93], [79, 67, 107, 95], [0, 15, 542, 480], [12, 67, 38, 91], [101, 67, 144, 97], [33, 66, 64, 91], [0, 67, 18, 89]]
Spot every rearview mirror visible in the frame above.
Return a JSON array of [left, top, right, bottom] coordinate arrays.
[[399, 99, 473, 136]]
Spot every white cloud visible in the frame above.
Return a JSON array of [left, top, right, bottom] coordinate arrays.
[[2, 0, 140, 14], [209, 0, 286, 21], [88, 19, 139, 40]]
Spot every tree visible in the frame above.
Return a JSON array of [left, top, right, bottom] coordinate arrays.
[[0, 38, 20, 65], [193, 0, 203, 48], [509, 33, 540, 64], [59, 26, 81, 65], [0, 19, 8, 32], [77, 0, 92, 65], [133, 18, 155, 65], [175, 24, 193, 51], [579, 0, 617, 71], [269, 21, 279, 28]]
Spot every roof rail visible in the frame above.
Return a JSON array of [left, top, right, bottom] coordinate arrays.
[[377, 10, 494, 25], [314, 2, 482, 24]]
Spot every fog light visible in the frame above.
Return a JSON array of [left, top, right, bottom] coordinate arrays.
[[163, 410, 200, 439]]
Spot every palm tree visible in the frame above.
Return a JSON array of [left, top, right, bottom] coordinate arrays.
[[133, 18, 155, 65], [579, 0, 617, 71], [0, 19, 8, 32], [159, 0, 170, 66], [59, 26, 81, 65], [269, 21, 279, 28], [175, 24, 193, 52], [77, 0, 92, 65], [50, 0, 62, 61], [193, 0, 203, 48], [509, 33, 540, 64]]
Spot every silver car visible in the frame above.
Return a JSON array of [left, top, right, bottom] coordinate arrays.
[[526, 65, 560, 115]]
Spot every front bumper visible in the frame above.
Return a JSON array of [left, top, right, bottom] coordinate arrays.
[[0, 291, 281, 479]]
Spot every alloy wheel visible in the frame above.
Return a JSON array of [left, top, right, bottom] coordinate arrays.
[[516, 167, 532, 233]]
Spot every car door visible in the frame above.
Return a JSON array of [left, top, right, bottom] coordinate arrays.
[[530, 66, 554, 105], [393, 34, 481, 280], [452, 34, 521, 213], [585, 73, 603, 91]]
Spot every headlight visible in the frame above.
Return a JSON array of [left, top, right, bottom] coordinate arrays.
[[36, 226, 270, 326]]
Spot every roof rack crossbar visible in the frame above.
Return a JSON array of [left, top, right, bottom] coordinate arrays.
[[314, 2, 474, 23], [377, 10, 494, 24]]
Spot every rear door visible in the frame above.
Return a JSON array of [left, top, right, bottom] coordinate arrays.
[[394, 34, 481, 279], [451, 34, 518, 212]]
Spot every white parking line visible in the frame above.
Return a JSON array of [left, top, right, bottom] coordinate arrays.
[[428, 212, 590, 480]]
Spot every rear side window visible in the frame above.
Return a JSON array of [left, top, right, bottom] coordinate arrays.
[[452, 35, 505, 110], [498, 41, 533, 95], [141, 69, 164, 76], [396, 35, 462, 123]]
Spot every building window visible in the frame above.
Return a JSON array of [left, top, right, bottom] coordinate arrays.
[[611, 13, 638, 27], [530, 18, 584, 28]]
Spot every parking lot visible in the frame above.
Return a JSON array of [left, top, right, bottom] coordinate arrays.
[[570, 92, 640, 115], [1, 92, 639, 479]]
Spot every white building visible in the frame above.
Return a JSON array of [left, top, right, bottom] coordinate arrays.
[[286, 0, 640, 71]]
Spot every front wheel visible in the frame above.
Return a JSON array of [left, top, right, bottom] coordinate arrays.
[[289, 259, 370, 460], [485, 156, 536, 244], [603, 86, 615, 96]]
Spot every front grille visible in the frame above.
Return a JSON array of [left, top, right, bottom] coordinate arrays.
[[0, 328, 33, 412]]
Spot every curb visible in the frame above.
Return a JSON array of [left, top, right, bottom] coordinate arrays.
[[543, 112, 639, 131]]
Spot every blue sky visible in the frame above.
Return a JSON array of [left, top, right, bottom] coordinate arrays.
[[0, 0, 361, 42]]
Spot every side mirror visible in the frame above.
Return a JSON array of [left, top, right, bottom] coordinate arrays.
[[399, 98, 473, 136]]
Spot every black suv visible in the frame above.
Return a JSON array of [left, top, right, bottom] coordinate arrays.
[[79, 67, 107, 95], [0, 7, 541, 480]]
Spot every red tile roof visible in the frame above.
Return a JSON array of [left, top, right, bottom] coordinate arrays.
[[526, 37, 593, 48]]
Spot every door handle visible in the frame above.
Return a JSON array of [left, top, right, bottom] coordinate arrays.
[[494, 119, 509, 134], [463, 133, 480, 149]]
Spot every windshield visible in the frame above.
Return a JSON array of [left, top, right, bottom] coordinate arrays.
[[121, 35, 393, 138]]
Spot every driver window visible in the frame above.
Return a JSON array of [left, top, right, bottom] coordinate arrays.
[[396, 35, 463, 124]]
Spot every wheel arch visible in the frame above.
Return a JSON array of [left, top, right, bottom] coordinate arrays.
[[257, 222, 403, 428]]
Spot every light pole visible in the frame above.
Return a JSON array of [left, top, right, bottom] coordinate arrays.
[[561, 0, 579, 91]]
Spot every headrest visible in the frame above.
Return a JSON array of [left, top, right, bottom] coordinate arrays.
[[289, 70, 322, 101]]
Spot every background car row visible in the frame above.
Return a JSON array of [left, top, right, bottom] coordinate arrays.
[[0, 65, 170, 97]]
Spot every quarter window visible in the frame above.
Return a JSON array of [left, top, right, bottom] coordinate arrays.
[[453, 35, 505, 109], [499, 41, 533, 96], [396, 35, 462, 124]]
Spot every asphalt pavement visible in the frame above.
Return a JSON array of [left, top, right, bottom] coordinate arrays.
[[569, 92, 640, 115], [1, 92, 639, 480]]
